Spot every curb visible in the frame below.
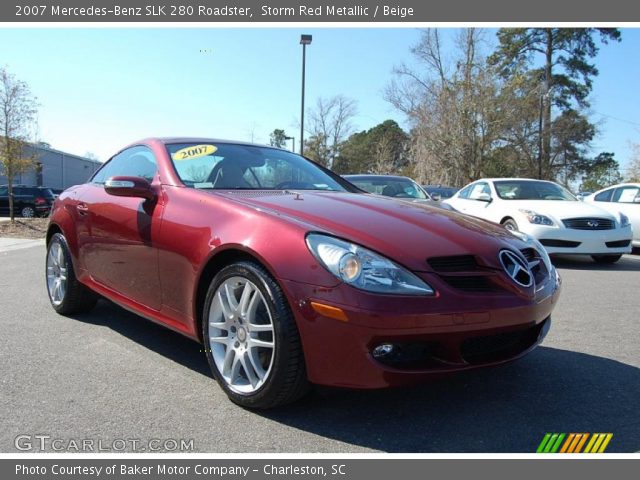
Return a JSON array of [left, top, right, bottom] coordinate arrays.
[[0, 237, 46, 252]]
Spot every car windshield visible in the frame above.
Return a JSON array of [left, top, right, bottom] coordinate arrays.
[[166, 142, 351, 192], [348, 177, 429, 200], [494, 180, 577, 201]]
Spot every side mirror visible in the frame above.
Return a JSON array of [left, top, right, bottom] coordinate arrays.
[[476, 193, 492, 203], [105, 176, 155, 201], [431, 193, 441, 201]]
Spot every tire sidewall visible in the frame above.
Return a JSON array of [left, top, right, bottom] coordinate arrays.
[[502, 219, 518, 231], [202, 261, 297, 408], [46, 233, 73, 312], [592, 254, 622, 264]]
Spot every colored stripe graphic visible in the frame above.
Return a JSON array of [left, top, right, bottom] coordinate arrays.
[[597, 434, 613, 453], [574, 433, 589, 453], [537, 433, 613, 453], [537, 433, 552, 453]]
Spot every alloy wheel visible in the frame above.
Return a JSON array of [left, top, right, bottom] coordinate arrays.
[[21, 206, 35, 218], [208, 277, 275, 394], [46, 240, 68, 306]]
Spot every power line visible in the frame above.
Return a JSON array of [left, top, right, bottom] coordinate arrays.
[[593, 110, 640, 127]]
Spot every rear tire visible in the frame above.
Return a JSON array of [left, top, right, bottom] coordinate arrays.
[[46, 233, 98, 315], [591, 254, 622, 264], [202, 261, 309, 409], [21, 206, 35, 218], [502, 218, 518, 231]]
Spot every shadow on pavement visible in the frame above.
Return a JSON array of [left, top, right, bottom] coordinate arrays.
[[263, 348, 640, 452], [552, 254, 640, 272], [73, 299, 211, 377], [74, 301, 640, 453]]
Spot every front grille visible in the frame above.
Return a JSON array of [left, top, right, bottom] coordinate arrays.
[[519, 248, 537, 262], [539, 239, 581, 248], [562, 217, 615, 230], [439, 275, 500, 293], [460, 324, 542, 364], [428, 255, 478, 272], [606, 239, 631, 248], [519, 247, 548, 284]]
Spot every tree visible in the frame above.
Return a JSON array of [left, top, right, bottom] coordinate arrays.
[[386, 29, 504, 185], [489, 28, 621, 179], [579, 152, 623, 192], [269, 129, 287, 149], [334, 120, 409, 174], [627, 143, 640, 182], [0, 68, 39, 221], [303, 96, 357, 168], [551, 109, 596, 185]]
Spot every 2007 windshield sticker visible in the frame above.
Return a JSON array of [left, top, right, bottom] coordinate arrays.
[[173, 144, 217, 161]]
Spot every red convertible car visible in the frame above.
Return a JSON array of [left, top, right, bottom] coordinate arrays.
[[46, 138, 561, 408]]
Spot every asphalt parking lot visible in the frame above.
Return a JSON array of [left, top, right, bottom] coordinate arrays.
[[1, 245, 639, 453]]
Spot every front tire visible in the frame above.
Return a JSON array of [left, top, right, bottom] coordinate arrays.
[[46, 233, 98, 314], [591, 254, 622, 264], [202, 261, 309, 409], [502, 218, 519, 231]]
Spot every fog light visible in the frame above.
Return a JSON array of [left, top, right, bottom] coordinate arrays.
[[372, 343, 396, 358]]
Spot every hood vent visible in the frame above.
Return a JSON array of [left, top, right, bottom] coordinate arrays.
[[218, 190, 297, 198]]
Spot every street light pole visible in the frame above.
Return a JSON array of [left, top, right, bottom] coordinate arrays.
[[299, 34, 312, 156], [538, 92, 543, 180], [284, 136, 295, 152]]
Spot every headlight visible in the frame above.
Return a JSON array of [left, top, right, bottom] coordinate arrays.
[[519, 209, 555, 226], [306, 233, 434, 295], [620, 213, 630, 228]]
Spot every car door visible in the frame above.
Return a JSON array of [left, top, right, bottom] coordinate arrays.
[[0, 186, 8, 214], [611, 186, 640, 242], [446, 183, 474, 212], [78, 146, 163, 311], [460, 181, 494, 219]]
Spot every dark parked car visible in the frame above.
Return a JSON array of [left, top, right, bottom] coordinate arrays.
[[423, 185, 458, 201], [0, 185, 55, 217], [46, 138, 560, 408], [343, 174, 455, 210]]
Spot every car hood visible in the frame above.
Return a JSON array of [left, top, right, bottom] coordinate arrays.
[[404, 198, 454, 208], [214, 190, 524, 272], [504, 200, 618, 221]]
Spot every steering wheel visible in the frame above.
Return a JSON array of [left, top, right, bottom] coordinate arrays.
[[207, 163, 224, 185]]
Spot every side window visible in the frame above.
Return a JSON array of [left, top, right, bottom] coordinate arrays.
[[0, 186, 7, 196], [612, 186, 640, 203], [468, 182, 490, 200], [594, 189, 613, 202], [458, 184, 474, 199], [92, 146, 158, 184]]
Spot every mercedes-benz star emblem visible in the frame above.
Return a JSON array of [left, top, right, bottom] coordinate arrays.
[[499, 250, 533, 287]]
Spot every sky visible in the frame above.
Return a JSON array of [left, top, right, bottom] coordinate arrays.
[[0, 27, 639, 172]]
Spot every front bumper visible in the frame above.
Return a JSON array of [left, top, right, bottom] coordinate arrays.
[[521, 223, 633, 255], [281, 270, 560, 389]]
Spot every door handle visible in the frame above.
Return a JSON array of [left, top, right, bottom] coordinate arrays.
[[76, 203, 89, 214]]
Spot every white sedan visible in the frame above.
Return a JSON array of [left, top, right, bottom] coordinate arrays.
[[584, 183, 640, 248], [444, 178, 633, 263]]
